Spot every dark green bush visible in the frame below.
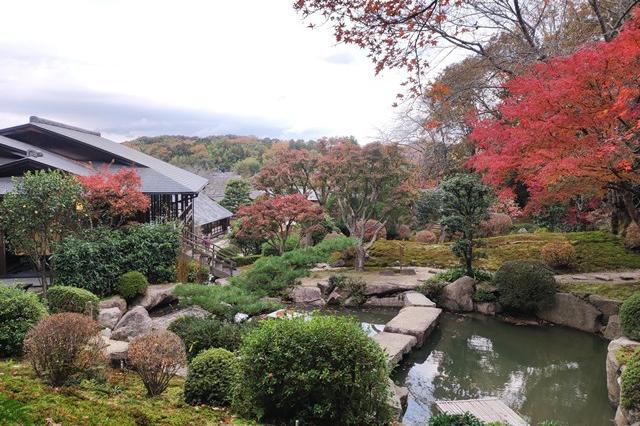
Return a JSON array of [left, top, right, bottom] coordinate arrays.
[[184, 348, 239, 406], [117, 271, 148, 301], [0, 287, 47, 357], [428, 412, 484, 426], [472, 288, 497, 303], [416, 281, 447, 303], [187, 261, 209, 284], [431, 268, 493, 283], [168, 316, 249, 360], [495, 260, 556, 313], [47, 286, 99, 318], [52, 224, 180, 296], [620, 292, 640, 340], [621, 351, 640, 409], [231, 254, 262, 267], [234, 315, 392, 425], [261, 234, 300, 256]]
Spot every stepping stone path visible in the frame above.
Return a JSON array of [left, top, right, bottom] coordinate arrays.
[[403, 291, 436, 307], [384, 306, 442, 347], [555, 270, 640, 284], [372, 332, 417, 367]]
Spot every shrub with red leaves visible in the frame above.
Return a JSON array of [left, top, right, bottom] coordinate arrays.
[[415, 230, 437, 244]]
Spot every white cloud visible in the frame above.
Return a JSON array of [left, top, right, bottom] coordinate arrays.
[[0, 0, 406, 142]]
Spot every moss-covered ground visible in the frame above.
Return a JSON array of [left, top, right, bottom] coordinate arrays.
[[0, 360, 252, 426], [555, 282, 640, 302], [366, 231, 640, 273]]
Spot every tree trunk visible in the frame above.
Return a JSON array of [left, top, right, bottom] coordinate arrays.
[[354, 245, 366, 271], [465, 246, 473, 277]]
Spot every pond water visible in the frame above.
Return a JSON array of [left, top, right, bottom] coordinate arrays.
[[343, 309, 615, 426]]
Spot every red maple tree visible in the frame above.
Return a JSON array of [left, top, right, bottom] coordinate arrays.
[[470, 9, 640, 223], [78, 167, 150, 227], [234, 194, 324, 255]]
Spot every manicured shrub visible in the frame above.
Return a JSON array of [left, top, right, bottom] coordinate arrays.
[[355, 219, 387, 241], [231, 254, 262, 266], [184, 348, 239, 406], [495, 260, 556, 313], [625, 223, 640, 250], [397, 224, 411, 240], [415, 229, 437, 243], [541, 240, 576, 269], [620, 292, 640, 340], [428, 412, 484, 426], [234, 315, 392, 425], [24, 313, 106, 386], [52, 224, 180, 296], [0, 287, 47, 357], [472, 288, 497, 303], [47, 286, 99, 318], [117, 271, 148, 301], [621, 351, 640, 409], [168, 316, 249, 359], [480, 212, 513, 237], [128, 330, 186, 397]]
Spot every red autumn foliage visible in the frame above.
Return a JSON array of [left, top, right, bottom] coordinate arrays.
[[235, 194, 324, 256], [78, 167, 150, 227], [470, 11, 640, 222], [415, 229, 437, 244]]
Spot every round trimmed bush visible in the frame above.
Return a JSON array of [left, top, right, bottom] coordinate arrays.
[[184, 348, 238, 406], [625, 223, 640, 250], [168, 316, 248, 360], [541, 240, 576, 269], [620, 292, 640, 340], [48, 286, 99, 318], [415, 229, 437, 243], [234, 315, 392, 425], [397, 224, 411, 240], [0, 287, 47, 357], [621, 351, 640, 409], [480, 212, 513, 237], [495, 260, 556, 313], [117, 271, 148, 301]]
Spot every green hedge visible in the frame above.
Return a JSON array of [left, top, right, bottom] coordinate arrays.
[[234, 315, 392, 425], [0, 287, 47, 357], [117, 271, 148, 301], [621, 351, 640, 409], [184, 348, 239, 407], [47, 286, 99, 318], [52, 224, 180, 296], [231, 254, 262, 267], [168, 316, 249, 360], [495, 260, 556, 313], [620, 293, 640, 340]]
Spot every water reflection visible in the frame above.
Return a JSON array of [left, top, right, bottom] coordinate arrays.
[[392, 313, 614, 426]]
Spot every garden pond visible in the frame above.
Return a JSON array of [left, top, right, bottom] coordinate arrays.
[[330, 308, 615, 426]]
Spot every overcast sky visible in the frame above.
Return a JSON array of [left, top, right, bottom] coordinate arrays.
[[0, 0, 411, 143]]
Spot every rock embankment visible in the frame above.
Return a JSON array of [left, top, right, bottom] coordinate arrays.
[[606, 337, 640, 425]]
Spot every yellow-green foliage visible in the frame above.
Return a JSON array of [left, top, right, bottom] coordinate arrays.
[[556, 282, 640, 302], [0, 361, 249, 426], [366, 231, 640, 273]]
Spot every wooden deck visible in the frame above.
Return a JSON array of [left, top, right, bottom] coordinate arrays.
[[435, 398, 528, 426]]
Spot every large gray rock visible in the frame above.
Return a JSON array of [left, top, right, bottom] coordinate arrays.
[[475, 301, 500, 316], [385, 307, 442, 347], [98, 307, 123, 329], [290, 286, 323, 304], [387, 378, 404, 420], [604, 315, 624, 341], [134, 285, 177, 312], [151, 306, 211, 330], [372, 332, 417, 367], [606, 337, 640, 404], [326, 288, 345, 305], [588, 295, 622, 318], [537, 293, 602, 333], [363, 295, 405, 308], [439, 276, 475, 312], [101, 336, 129, 363], [403, 291, 436, 307], [99, 296, 127, 312], [364, 282, 408, 297], [111, 306, 152, 341]]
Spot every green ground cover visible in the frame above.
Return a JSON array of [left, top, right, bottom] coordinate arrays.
[[366, 231, 640, 273], [556, 282, 640, 302], [0, 360, 251, 426]]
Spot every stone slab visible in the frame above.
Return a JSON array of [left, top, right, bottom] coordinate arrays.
[[403, 291, 436, 307], [537, 293, 602, 333], [384, 306, 442, 347], [372, 332, 417, 367]]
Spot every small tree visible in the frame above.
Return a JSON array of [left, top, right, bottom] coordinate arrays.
[[220, 178, 252, 213], [440, 174, 495, 276], [77, 167, 149, 227], [0, 170, 84, 293], [415, 187, 446, 241], [235, 194, 323, 255]]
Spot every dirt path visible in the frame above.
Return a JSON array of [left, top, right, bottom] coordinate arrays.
[[298, 266, 445, 289], [554, 270, 640, 284]]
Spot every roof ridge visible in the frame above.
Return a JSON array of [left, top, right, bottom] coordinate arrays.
[[29, 116, 101, 137]]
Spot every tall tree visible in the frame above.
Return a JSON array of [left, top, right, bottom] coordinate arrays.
[[0, 170, 84, 293], [220, 178, 252, 213], [320, 142, 414, 270], [470, 10, 640, 225], [235, 194, 323, 255], [77, 167, 150, 227]]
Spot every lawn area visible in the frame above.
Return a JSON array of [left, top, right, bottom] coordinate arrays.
[[0, 360, 251, 426], [366, 231, 640, 273], [556, 282, 640, 302]]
